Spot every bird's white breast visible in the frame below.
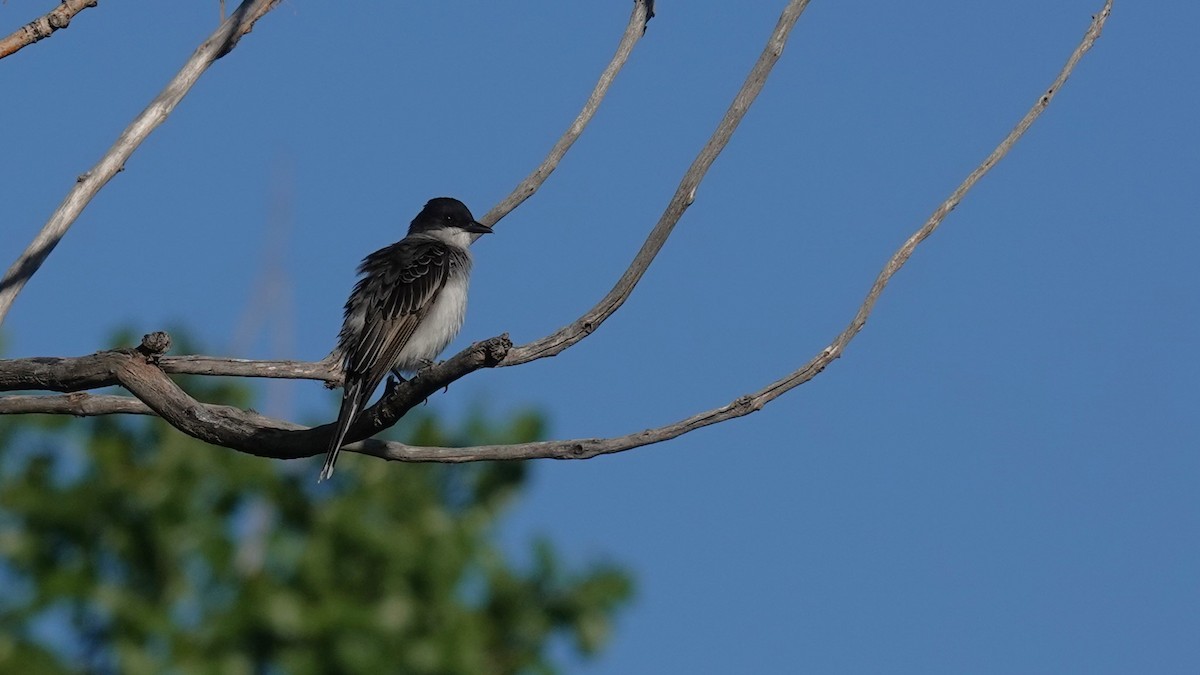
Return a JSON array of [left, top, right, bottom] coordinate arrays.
[[395, 272, 469, 372]]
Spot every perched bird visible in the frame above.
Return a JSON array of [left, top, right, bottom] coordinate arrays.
[[319, 197, 493, 481]]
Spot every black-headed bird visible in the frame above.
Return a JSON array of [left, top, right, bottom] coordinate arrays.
[[320, 197, 492, 481]]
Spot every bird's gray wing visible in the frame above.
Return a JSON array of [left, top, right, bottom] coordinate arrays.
[[339, 238, 451, 407]]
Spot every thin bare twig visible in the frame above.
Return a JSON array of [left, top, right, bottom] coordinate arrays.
[[502, 0, 814, 366], [477, 0, 653, 229], [0, 0, 282, 327], [0, 0, 97, 60], [819, 0, 1114, 370]]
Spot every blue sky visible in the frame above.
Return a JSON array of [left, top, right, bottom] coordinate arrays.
[[3, 0, 1198, 672]]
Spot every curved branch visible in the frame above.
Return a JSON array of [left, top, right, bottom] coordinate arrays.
[[0, 0, 282, 327], [116, 334, 511, 457], [0, 0, 97, 60], [476, 0, 653, 229], [501, 0, 814, 366]]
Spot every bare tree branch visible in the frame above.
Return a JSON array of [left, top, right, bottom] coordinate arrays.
[[0, 0, 282, 327], [501, 0, 814, 367], [0, 0, 98, 60], [0, 351, 340, 389], [1, 347, 132, 393], [128, 333, 510, 458], [0, 332, 513, 459], [477, 0, 653, 229], [159, 355, 342, 385], [0, 393, 153, 416]]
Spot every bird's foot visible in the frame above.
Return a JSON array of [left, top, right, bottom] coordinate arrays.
[[418, 359, 454, 394], [384, 375, 400, 397], [414, 359, 448, 391]]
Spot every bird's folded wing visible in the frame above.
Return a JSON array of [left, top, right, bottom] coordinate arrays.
[[342, 239, 451, 406]]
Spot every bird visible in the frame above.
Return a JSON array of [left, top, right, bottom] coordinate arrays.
[[319, 197, 493, 481]]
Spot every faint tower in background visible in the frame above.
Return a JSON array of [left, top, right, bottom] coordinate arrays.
[[232, 154, 296, 421]]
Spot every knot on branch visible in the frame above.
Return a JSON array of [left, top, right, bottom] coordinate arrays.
[[480, 334, 513, 366], [65, 392, 89, 415], [732, 395, 758, 413], [137, 331, 172, 361]]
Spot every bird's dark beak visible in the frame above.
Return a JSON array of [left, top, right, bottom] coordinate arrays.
[[463, 220, 493, 235]]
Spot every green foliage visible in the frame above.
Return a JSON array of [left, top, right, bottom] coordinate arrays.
[[0, 345, 631, 674]]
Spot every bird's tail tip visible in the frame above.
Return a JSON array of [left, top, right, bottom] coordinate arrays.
[[317, 445, 342, 483], [320, 382, 360, 483]]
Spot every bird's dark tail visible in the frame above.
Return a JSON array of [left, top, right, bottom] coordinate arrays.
[[319, 380, 363, 482]]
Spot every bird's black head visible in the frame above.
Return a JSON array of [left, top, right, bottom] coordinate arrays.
[[408, 197, 493, 236]]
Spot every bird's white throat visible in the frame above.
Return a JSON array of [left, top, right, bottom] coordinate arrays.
[[423, 227, 475, 249]]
